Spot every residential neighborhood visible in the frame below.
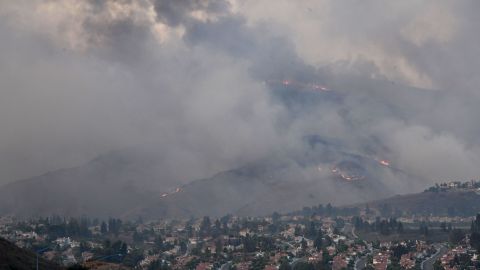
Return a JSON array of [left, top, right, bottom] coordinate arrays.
[[2, 192, 480, 270]]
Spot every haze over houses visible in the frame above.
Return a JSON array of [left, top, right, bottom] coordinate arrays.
[[2, 183, 480, 269]]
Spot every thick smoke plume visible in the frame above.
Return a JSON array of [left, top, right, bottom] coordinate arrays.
[[1, 0, 480, 198]]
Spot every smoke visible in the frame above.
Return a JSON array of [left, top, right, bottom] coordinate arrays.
[[1, 0, 480, 196], [0, 0, 283, 184], [153, 0, 231, 27]]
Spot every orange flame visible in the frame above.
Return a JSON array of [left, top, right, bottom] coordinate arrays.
[[379, 160, 390, 166]]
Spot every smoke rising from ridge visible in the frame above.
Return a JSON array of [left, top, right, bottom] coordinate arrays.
[[1, 0, 480, 197]]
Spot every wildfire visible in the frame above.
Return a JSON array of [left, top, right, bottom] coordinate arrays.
[[379, 160, 390, 166], [267, 79, 330, 92], [331, 164, 365, 181], [160, 187, 182, 199], [311, 84, 329, 91]]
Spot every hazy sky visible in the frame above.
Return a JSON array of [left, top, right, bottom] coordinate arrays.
[[1, 0, 480, 188]]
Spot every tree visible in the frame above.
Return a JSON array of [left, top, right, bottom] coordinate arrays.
[[448, 229, 465, 245], [433, 259, 444, 270], [365, 204, 372, 215], [391, 244, 408, 260], [100, 221, 107, 234], [154, 235, 164, 251], [440, 222, 447, 232], [314, 230, 323, 251], [185, 223, 194, 238], [272, 212, 281, 222], [213, 219, 222, 237], [200, 216, 211, 237], [301, 238, 307, 250], [470, 214, 480, 252], [294, 225, 302, 237], [317, 204, 325, 216], [306, 221, 316, 238], [326, 203, 333, 217], [470, 232, 480, 252], [107, 218, 122, 235], [215, 239, 222, 255], [250, 255, 267, 270], [419, 223, 429, 236], [122, 249, 144, 267], [133, 231, 143, 243], [148, 259, 171, 270], [471, 214, 480, 233], [97, 240, 127, 263], [67, 265, 89, 270], [185, 257, 200, 269], [242, 234, 257, 253], [292, 262, 314, 270], [379, 204, 392, 217], [396, 222, 404, 234], [180, 241, 188, 255], [279, 257, 292, 270], [322, 248, 332, 267]]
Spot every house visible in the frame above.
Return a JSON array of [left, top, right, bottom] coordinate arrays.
[[235, 262, 251, 270], [400, 253, 415, 269], [332, 255, 348, 270], [196, 262, 213, 270], [373, 252, 389, 270]]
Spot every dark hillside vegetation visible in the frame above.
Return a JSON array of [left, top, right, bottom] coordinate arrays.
[[0, 237, 63, 270], [362, 190, 480, 217]]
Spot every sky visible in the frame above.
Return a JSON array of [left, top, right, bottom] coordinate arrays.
[[1, 0, 480, 190]]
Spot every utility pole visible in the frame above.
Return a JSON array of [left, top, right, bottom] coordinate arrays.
[[36, 247, 49, 270]]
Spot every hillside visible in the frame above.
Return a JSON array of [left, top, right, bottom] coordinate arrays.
[[0, 237, 63, 270], [0, 79, 442, 219], [124, 151, 419, 219], [363, 190, 480, 217], [0, 142, 416, 219], [0, 149, 176, 218]]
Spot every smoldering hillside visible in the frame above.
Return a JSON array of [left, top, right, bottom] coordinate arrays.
[[1, 1, 480, 218]]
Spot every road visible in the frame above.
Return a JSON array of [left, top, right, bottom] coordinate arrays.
[[291, 258, 306, 268], [220, 261, 232, 270], [342, 223, 358, 239], [354, 256, 366, 270], [421, 244, 448, 270], [344, 222, 366, 270]]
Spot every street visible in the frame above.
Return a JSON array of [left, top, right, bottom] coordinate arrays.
[[421, 244, 448, 270]]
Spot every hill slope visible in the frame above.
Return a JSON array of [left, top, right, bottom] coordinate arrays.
[[0, 78, 444, 219], [0, 149, 177, 218], [362, 190, 480, 217], [0, 143, 417, 219], [0, 238, 63, 270], [125, 151, 420, 219]]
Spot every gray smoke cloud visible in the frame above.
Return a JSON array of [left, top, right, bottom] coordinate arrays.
[[0, 0, 284, 185], [153, 0, 231, 27], [1, 0, 480, 198]]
